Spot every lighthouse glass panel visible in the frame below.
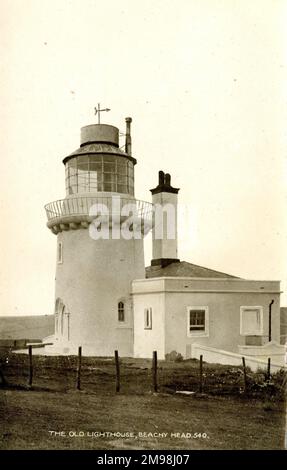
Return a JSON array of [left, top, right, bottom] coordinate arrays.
[[65, 156, 134, 195]]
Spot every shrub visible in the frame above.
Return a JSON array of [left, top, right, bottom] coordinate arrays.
[[165, 351, 184, 362]]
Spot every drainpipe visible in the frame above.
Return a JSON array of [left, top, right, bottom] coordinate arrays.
[[268, 299, 274, 342]]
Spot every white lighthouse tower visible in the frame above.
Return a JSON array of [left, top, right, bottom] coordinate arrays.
[[44, 113, 152, 356]]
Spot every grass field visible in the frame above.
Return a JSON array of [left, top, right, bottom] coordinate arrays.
[[0, 353, 286, 450]]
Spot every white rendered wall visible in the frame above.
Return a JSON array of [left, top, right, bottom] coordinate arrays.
[[191, 343, 285, 372], [133, 288, 166, 359], [132, 278, 281, 359], [165, 291, 281, 357], [53, 226, 145, 356]]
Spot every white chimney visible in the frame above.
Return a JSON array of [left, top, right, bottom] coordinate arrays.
[[150, 171, 180, 268]]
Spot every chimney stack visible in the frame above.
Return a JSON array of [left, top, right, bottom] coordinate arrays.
[[150, 171, 180, 268], [125, 117, 132, 156]]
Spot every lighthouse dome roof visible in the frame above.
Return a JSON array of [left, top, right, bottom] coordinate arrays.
[[63, 142, 136, 165]]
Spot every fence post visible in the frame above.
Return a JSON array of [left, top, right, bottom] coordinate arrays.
[[153, 351, 158, 393], [267, 357, 271, 381], [242, 356, 247, 393], [115, 350, 120, 393], [76, 346, 82, 390], [199, 354, 203, 393], [28, 345, 33, 387], [0, 367, 6, 386]]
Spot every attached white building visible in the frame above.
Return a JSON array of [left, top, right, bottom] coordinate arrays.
[[133, 268, 281, 360]]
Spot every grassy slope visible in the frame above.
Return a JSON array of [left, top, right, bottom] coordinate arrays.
[[0, 355, 286, 450]]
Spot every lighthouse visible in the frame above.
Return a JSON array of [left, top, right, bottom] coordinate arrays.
[[44, 113, 152, 356], [40, 111, 282, 365]]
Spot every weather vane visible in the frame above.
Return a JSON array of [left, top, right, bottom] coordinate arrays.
[[94, 103, 111, 124]]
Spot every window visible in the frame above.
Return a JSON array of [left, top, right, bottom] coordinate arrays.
[[57, 242, 63, 264], [187, 306, 209, 337], [60, 307, 64, 335], [118, 302, 125, 322], [144, 308, 152, 329], [190, 310, 205, 330], [240, 306, 263, 336], [65, 155, 134, 196], [55, 298, 64, 336]]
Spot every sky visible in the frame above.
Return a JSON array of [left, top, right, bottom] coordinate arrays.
[[0, 0, 286, 315]]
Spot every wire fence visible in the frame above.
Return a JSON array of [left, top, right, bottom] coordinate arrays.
[[0, 346, 286, 400]]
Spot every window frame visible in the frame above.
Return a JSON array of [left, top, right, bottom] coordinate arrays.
[[144, 307, 152, 330], [57, 242, 63, 264], [118, 301, 125, 323], [187, 306, 209, 337], [240, 306, 263, 336], [65, 155, 134, 196]]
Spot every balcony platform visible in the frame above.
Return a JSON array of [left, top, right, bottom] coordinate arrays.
[[45, 195, 153, 234]]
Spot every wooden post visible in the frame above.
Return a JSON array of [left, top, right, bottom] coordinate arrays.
[[199, 354, 203, 393], [76, 346, 82, 390], [153, 351, 158, 393], [28, 345, 33, 387], [115, 350, 120, 393], [242, 356, 247, 393], [0, 367, 6, 386], [267, 357, 271, 381]]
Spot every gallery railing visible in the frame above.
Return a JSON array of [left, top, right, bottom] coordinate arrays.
[[45, 196, 153, 224]]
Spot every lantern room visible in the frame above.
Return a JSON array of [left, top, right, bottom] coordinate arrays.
[[62, 122, 136, 196]]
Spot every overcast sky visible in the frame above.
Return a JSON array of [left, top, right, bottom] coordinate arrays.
[[0, 0, 286, 315]]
